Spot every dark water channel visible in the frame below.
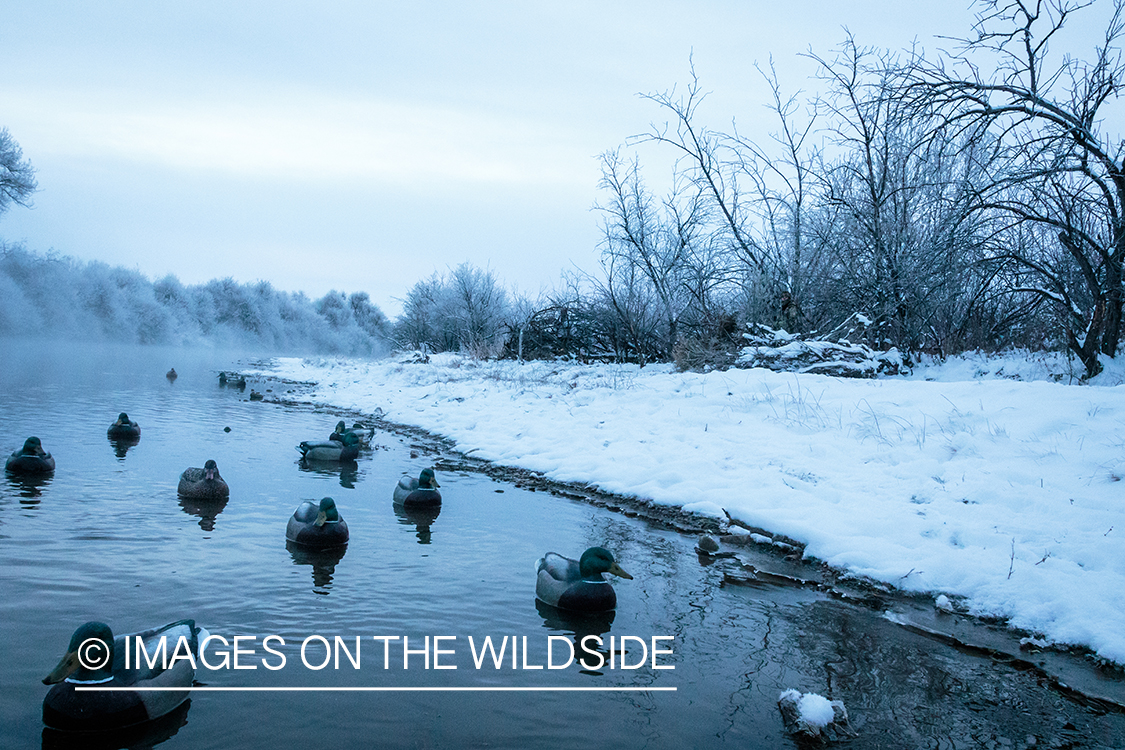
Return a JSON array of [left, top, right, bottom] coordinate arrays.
[[2, 341, 1123, 749]]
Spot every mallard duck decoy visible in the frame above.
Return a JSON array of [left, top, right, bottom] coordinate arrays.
[[393, 468, 441, 507], [333, 421, 373, 445], [165, 368, 177, 381], [329, 421, 371, 447], [42, 619, 206, 731], [297, 439, 359, 462], [249, 390, 264, 401], [177, 460, 229, 499], [106, 412, 141, 440], [5, 436, 55, 474], [286, 497, 349, 548], [219, 372, 247, 388], [535, 547, 633, 612]]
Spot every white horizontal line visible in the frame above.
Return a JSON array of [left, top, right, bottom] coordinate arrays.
[[76, 686, 676, 692]]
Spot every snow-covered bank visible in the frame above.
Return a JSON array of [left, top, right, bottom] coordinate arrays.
[[258, 352, 1125, 665]]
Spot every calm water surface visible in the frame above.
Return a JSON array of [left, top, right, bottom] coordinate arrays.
[[2, 340, 1123, 749]]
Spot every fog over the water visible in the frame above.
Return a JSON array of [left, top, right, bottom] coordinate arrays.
[[0, 245, 388, 355]]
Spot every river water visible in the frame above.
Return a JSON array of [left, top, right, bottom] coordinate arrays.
[[1, 340, 1123, 749]]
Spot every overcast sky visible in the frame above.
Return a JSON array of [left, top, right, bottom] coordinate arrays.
[[1, 2, 998, 317]]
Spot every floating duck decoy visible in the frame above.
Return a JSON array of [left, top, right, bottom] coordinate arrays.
[[5, 436, 55, 474], [297, 439, 359, 462], [42, 619, 207, 731], [177, 459, 229, 499], [329, 421, 368, 447], [219, 371, 247, 388], [393, 467, 441, 508], [165, 368, 177, 381], [249, 390, 264, 401], [106, 412, 141, 440], [286, 497, 349, 548], [535, 547, 633, 613], [331, 420, 373, 446]]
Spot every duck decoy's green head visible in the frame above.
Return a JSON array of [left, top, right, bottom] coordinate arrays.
[[204, 459, 220, 480], [579, 547, 633, 580], [419, 468, 440, 489], [335, 421, 347, 434], [22, 436, 44, 454], [116, 413, 130, 424], [316, 497, 340, 526], [43, 621, 114, 685]]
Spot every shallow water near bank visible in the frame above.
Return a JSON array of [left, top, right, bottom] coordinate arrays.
[[2, 340, 1123, 749]]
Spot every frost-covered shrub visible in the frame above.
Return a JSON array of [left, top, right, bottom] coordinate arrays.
[[0, 245, 388, 355], [736, 323, 905, 378], [393, 263, 510, 357]]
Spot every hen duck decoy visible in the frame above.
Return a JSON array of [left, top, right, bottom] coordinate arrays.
[[535, 547, 632, 613], [393, 468, 441, 507], [42, 619, 206, 731], [177, 460, 229, 499], [107, 412, 141, 440], [297, 439, 359, 462], [286, 497, 349, 548], [5, 436, 55, 474]]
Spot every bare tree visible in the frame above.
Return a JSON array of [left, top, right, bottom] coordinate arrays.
[[810, 36, 994, 351], [910, 0, 1125, 375], [595, 149, 713, 358], [0, 128, 38, 219]]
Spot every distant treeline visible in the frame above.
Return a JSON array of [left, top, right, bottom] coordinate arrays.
[[0, 244, 389, 355]]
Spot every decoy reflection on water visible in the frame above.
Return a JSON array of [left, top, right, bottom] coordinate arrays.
[[108, 435, 140, 459], [393, 503, 441, 544], [287, 541, 348, 591], [296, 458, 358, 488], [6, 470, 52, 501], [286, 497, 349, 549], [177, 460, 230, 500], [106, 413, 141, 440], [41, 620, 206, 731], [179, 494, 229, 532], [5, 436, 55, 475], [393, 468, 441, 508], [535, 547, 632, 613]]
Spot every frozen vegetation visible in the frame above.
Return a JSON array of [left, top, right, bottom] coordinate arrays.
[[254, 349, 1125, 666], [0, 245, 389, 355]]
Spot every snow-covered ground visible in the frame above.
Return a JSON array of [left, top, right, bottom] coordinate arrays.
[[256, 350, 1125, 666]]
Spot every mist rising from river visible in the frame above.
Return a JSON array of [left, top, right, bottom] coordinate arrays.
[[0, 244, 388, 356]]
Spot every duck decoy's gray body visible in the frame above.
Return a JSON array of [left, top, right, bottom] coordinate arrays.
[[42, 619, 206, 731]]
